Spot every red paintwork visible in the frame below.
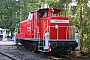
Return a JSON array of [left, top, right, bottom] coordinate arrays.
[[16, 8, 70, 40], [50, 16, 70, 40]]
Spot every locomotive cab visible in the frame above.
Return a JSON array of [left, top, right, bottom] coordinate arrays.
[[38, 8, 61, 18], [36, 8, 75, 40]]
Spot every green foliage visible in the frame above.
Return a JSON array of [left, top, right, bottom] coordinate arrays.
[[72, 0, 90, 53]]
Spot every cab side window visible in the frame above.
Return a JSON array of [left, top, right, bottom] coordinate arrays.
[[27, 12, 33, 20], [34, 13, 36, 20]]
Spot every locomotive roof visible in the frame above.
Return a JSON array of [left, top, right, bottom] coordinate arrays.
[[30, 8, 62, 13]]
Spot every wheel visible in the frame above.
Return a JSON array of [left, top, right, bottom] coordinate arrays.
[[32, 42, 38, 52]]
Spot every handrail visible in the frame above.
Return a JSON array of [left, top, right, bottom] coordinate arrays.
[[43, 27, 49, 40], [34, 26, 39, 39], [34, 26, 75, 40], [43, 26, 75, 40]]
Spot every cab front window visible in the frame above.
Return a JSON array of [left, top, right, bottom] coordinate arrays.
[[52, 9, 61, 16], [38, 9, 48, 18], [53, 12, 60, 16]]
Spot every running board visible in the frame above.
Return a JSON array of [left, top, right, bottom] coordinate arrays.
[[38, 49, 50, 52]]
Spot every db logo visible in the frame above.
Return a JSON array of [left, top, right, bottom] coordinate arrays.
[[27, 27, 31, 32]]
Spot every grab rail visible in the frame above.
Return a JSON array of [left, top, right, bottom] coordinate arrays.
[[43, 26, 75, 40]]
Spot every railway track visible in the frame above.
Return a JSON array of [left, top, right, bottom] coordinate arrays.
[[0, 45, 89, 60], [0, 50, 20, 60], [0, 46, 50, 60], [0, 46, 63, 60], [49, 54, 90, 60]]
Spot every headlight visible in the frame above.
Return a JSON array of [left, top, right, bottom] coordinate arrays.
[[55, 24, 58, 29]]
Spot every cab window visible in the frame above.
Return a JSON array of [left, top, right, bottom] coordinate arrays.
[[34, 13, 36, 20], [53, 12, 60, 16], [52, 9, 61, 16], [38, 10, 48, 18], [27, 12, 33, 20]]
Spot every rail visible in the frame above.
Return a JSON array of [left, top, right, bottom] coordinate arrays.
[[0, 51, 20, 60]]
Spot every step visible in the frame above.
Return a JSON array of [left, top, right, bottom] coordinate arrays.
[[38, 49, 50, 52], [38, 46, 44, 47], [38, 49, 43, 51], [38, 42, 43, 43]]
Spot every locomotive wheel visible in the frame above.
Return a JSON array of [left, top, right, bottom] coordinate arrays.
[[18, 40, 24, 50], [16, 39, 20, 49], [24, 42, 28, 50], [18, 40, 38, 52], [32, 42, 38, 52]]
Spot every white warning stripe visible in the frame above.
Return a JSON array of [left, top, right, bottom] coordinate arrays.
[[50, 20, 69, 23]]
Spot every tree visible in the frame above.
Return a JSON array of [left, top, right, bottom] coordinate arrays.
[[73, 0, 90, 53]]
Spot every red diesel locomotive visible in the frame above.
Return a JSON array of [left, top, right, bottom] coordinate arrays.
[[16, 7, 78, 54]]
